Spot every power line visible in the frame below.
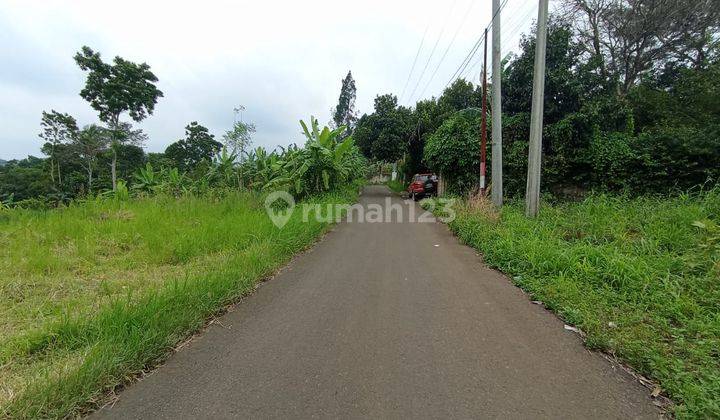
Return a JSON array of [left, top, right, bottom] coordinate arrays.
[[444, 31, 486, 88], [500, 0, 538, 58], [416, 0, 477, 100], [406, 0, 459, 104], [399, 24, 430, 104], [462, 0, 537, 87], [484, 0, 537, 81], [443, 0, 514, 91]]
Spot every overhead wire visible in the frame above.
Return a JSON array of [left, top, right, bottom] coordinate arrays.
[[405, 0, 460, 105], [399, 24, 430, 104], [415, 0, 477, 101], [446, 0, 537, 90], [443, 0, 512, 90]]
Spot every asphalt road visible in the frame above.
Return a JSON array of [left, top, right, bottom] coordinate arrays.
[[96, 185, 659, 419]]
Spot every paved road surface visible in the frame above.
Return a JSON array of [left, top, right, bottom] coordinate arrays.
[[96, 185, 659, 419]]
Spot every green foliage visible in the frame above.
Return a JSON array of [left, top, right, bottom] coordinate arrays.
[[332, 71, 358, 134], [437, 189, 720, 417], [588, 132, 635, 189], [0, 157, 53, 202], [264, 117, 367, 197], [165, 122, 223, 172], [222, 120, 255, 154], [74, 46, 163, 125], [354, 94, 412, 162], [113, 180, 130, 201], [74, 46, 162, 190], [424, 109, 481, 193], [39, 110, 79, 186], [386, 179, 405, 193], [132, 163, 161, 193], [438, 79, 481, 111]]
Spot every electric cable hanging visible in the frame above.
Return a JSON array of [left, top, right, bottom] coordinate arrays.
[[406, 0, 460, 104], [399, 24, 430, 104]]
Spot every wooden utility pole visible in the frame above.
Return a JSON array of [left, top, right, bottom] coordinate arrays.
[[480, 28, 488, 196], [491, 0, 503, 207], [525, 0, 549, 217]]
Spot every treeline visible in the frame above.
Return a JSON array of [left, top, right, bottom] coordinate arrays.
[[0, 51, 367, 208], [0, 116, 366, 208], [353, 0, 720, 196]]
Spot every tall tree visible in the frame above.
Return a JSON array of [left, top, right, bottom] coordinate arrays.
[[561, 0, 720, 94], [332, 71, 358, 134], [39, 110, 78, 186], [165, 122, 223, 172], [74, 46, 163, 190], [71, 124, 110, 193]]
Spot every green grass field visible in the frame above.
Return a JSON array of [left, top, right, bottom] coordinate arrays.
[[434, 190, 720, 418], [0, 186, 359, 418]]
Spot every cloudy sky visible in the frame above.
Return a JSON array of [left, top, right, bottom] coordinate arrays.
[[0, 0, 538, 160]]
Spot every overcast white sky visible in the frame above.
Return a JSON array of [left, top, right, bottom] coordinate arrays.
[[0, 0, 538, 160]]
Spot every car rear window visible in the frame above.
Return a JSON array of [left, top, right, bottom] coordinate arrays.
[[414, 175, 428, 182]]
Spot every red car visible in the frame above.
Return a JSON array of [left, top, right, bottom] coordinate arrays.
[[407, 173, 438, 201]]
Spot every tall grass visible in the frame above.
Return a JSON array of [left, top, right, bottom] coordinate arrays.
[[440, 190, 720, 418], [0, 186, 360, 418], [385, 179, 405, 193]]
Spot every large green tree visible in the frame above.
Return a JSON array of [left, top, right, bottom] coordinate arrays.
[[74, 46, 163, 190], [165, 122, 223, 172]]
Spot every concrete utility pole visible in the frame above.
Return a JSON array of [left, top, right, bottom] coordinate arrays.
[[491, 0, 503, 207], [480, 28, 488, 196], [525, 0, 549, 217]]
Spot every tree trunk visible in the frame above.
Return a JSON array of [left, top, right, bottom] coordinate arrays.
[[49, 157, 56, 185], [87, 165, 93, 194], [111, 147, 117, 191], [110, 115, 120, 191]]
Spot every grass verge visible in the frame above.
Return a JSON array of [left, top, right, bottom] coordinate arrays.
[[0, 185, 360, 418], [429, 190, 720, 418]]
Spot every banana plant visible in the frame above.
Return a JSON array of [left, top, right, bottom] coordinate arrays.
[[264, 116, 365, 197], [160, 167, 187, 196], [133, 163, 161, 193], [208, 147, 239, 187], [0, 193, 14, 211]]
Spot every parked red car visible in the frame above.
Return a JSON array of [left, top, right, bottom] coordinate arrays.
[[407, 173, 438, 201]]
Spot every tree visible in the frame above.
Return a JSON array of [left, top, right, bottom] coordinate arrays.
[[165, 122, 223, 172], [0, 156, 53, 202], [332, 71, 358, 135], [71, 125, 110, 193], [352, 94, 412, 162], [438, 79, 481, 113], [39, 110, 78, 186], [223, 121, 256, 156], [74, 46, 163, 190], [423, 108, 481, 193], [560, 0, 720, 94]]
